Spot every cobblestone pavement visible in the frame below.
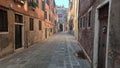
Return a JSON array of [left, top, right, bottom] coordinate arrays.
[[0, 32, 91, 68]]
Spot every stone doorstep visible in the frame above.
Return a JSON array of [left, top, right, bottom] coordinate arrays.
[[14, 47, 24, 53]]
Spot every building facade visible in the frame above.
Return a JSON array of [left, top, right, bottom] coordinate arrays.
[[78, 0, 120, 68], [68, 0, 79, 39], [68, 0, 75, 35], [0, 0, 57, 58], [72, 0, 79, 40], [44, 0, 57, 38], [56, 6, 68, 32], [93, 0, 120, 68], [78, 0, 94, 63]]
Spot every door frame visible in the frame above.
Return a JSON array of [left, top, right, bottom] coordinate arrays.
[[14, 13, 24, 51], [93, 0, 111, 68]]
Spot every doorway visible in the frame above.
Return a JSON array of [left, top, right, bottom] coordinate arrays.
[[45, 28, 47, 39], [15, 14, 23, 49], [15, 25, 22, 49], [59, 24, 63, 31], [98, 3, 109, 68]]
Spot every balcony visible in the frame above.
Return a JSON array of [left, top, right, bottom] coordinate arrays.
[[14, 0, 25, 5]]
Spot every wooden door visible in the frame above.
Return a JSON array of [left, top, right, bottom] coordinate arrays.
[[98, 3, 109, 68], [15, 25, 22, 49]]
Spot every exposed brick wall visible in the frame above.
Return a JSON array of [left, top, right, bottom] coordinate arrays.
[[79, 27, 94, 59], [78, 0, 96, 60], [79, 0, 90, 16]]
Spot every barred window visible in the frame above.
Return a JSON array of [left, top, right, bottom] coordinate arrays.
[[29, 18, 34, 31], [44, 11, 47, 19], [0, 9, 8, 32]]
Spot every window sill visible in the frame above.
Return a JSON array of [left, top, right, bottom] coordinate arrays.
[[82, 27, 86, 30], [0, 32, 9, 34], [87, 27, 91, 30]]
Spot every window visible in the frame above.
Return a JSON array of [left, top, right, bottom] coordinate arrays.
[[15, 14, 23, 23], [0, 9, 8, 32], [80, 18, 82, 28], [28, 0, 38, 8], [42, 0, 45, 11], [50, 28, 52, 32], [83, 17, 85, 28], [88, 11, 92, 27], [78, 18, 80, 29], [39, 21, 42, 30], [29, 18, 34, 31], [46, 0, 49, 5], [49, 14, 50, 21], [33, 0, 38, 3], [70, 2, 72, 10], [44, 11, 47, 19]]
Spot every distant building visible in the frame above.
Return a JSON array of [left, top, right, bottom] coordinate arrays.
[[56, 6, 68, 32]]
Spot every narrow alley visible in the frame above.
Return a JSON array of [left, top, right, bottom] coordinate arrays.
[[0, 0, 120, 68], [0, 32, 90, 68]]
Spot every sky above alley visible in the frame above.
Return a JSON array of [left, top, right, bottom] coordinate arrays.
[[55, 0, 69, 8]]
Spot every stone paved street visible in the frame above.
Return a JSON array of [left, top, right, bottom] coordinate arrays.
[[0, 32, 90, 68]]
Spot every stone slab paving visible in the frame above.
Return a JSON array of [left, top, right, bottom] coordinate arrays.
[[0, 32, 91, 68]]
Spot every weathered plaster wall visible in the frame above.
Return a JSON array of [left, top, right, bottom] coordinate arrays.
[[108, 0, 120, 68], [0, 10, 14, 58]]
